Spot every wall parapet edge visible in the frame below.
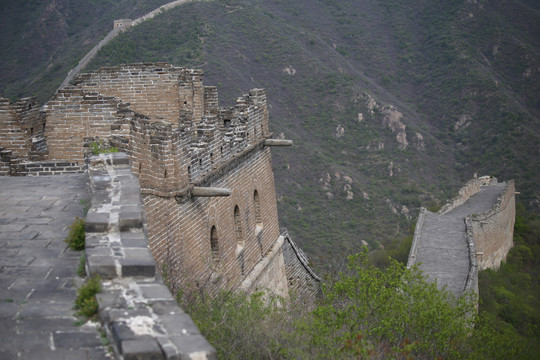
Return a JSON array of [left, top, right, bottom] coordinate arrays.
[[464, 216, 479, 295], [406, 207, 427, 268], [471, 180, 515, 222], [438, 178, 480, 215], [470, 180, 515, 270], [86, 152, 216, 360]]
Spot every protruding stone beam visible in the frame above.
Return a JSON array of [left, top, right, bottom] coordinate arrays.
[[191, 187, 232, 197], [264, 139, 293, 146]]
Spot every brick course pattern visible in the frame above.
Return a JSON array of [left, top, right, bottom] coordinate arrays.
[[0, 96, 46, 164]]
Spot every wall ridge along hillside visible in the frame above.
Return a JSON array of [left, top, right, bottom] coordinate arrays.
[[57, 0, 210, 93], [407, 175, 516, 299]]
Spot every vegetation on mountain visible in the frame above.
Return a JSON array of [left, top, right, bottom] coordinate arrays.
[[0, 0, 172, 103], [1, 0, 539, 357], [183, 248, 533, 359]]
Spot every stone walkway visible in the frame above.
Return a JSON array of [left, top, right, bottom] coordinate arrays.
[[414, 183, 506, 297], [0, 175, 110, 359]]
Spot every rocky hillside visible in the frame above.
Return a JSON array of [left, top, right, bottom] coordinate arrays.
[[1, 0, 538, 259]]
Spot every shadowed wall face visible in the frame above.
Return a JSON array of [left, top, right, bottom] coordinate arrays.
[[471, 181, 516, 270]]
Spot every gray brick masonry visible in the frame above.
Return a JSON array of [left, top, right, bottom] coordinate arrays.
[[86, 152, 216, 360]]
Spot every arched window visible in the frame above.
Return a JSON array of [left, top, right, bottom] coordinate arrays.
[[234, 205, 244, 250], [210, 226, 219, 262], [254, 190, 262, 226]]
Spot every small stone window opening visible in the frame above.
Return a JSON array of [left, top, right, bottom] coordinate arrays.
[[210, 152, 214, 165], [260, 124, 264, 135], [164, 169, 167, 178], [224, 119, 231, 127], [210, 226, 219, 262], [254, 190, 263, 234], [30, 127, 34, 135], [234, 205, 244, 252]]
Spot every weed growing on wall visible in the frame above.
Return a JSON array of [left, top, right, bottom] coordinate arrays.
[[65, 217, 85, 251], [77, 252, 86, 277], [90, 140, 118, 155], [75, 275, 101, 319]]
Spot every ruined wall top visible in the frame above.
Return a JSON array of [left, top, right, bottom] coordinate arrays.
[[41, 63, 273, 196]]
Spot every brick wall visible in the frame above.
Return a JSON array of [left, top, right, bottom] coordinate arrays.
[[44, 88, 130, 162], [3, 63, 316, 302], [143, 146, 282, 296], [85, 153, 216, 359], [11, 161, 85, 176], [0, 148, 12, 176], [75, 63, 196, 127], [470, 180, 516, 270], [0, 96, 44, 163]]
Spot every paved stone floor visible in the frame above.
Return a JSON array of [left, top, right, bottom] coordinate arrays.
[[0, 175, 110, 359], [415, 183, 507, 297]]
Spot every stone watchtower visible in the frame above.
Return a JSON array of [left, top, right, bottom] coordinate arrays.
[[113, 19, 132, 30], [0, 63, 320, 299]]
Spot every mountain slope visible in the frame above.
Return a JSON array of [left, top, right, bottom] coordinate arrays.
[[1, 0, 538, 258]]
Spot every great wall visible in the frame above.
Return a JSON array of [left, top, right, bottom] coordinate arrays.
[[58, 0, 208, 91], [0, 0, 517, 358], [407, 175, 516, 298], [0, 62, 321, 359]]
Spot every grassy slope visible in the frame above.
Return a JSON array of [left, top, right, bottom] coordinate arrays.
[[82, 0, 539, 257], [1, 0, 539, 260]]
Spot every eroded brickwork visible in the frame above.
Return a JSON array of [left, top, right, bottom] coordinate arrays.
[[44, 89, 130, 162], [75, 64, 201, 126], [0, 96, 45, 163]]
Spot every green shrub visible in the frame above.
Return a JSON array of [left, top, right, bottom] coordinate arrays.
[[65, 217, 85, 251], [75, 275, 101, 319], [90, 140, 118, 155], [77, 252, 86, 277]]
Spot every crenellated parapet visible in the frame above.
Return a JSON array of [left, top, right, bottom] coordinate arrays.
[[4, 63, 279, 190]]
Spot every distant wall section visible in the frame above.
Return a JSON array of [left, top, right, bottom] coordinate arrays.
[[469, 180, 516, 270]]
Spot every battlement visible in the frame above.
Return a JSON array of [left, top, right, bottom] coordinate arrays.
[[113, 18, 132, 29], [44, 63, 271, 196]]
